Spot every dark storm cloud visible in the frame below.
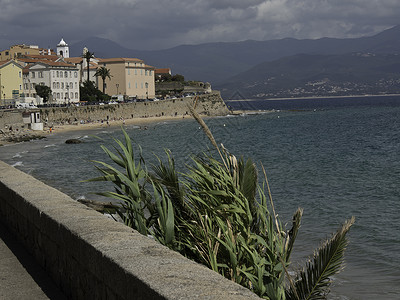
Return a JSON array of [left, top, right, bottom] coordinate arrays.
[[0, 0, 399, 51]]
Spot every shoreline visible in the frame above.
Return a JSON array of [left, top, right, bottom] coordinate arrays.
[[0, 114, 196, 146], [225, 93, 400, 101]]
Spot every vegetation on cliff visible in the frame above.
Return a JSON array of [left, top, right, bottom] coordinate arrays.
[[87, 108, 355, 299]]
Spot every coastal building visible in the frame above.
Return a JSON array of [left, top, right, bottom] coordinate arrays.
[[0, 59, 24, 106], [97, 58, 155, 99], [22, 60, 80, 105], [0, 44, 53, 62]]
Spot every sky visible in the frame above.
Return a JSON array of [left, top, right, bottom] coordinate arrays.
[[1, 0, 399, 51]]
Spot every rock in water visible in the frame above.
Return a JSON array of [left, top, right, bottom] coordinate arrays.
[[65, 139, 82, 144]]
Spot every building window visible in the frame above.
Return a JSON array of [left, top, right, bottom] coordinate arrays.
[[53, 82, 56, 89], [57, 71, 59, 77], [61, 82, 64, 89], [128, 82, 131, 89], [31, 72, 35, 78], [75, 92, 78, 99], [74, 71, 77, 78], [60, 71, 63, 78], [57, 93, 60, 99], [145, 70, 148, 76], [39, 71, 43, 78], [19, 71, 22, 78], [19, 84, 22, 90], [70, 92, 73, 99], [65, 71, 68, 78], [57, 82, 60, 89]]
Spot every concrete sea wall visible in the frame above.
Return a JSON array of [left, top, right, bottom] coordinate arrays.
[[0, 92, 229, 130], [0, 110, 23, 131], [0, 161, 260, 299], [40, 92, 229, 125]]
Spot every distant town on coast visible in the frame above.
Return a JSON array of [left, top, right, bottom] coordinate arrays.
[[2, 24, 400, 108], [0, 38, 212, 109]]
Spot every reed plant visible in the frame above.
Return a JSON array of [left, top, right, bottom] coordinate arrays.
[[87, 107, 355, 300]]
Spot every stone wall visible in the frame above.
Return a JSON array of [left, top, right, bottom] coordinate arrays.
[[40, 92, 229, 125], [0, 110, 23, 131], [0, 161, 260, 299], [0, 92, 229, 130]]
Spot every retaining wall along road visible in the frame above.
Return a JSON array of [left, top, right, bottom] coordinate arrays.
[[0, 161, 260, 299], [39, 92, 229, 125], [0, 92, 229, 130]]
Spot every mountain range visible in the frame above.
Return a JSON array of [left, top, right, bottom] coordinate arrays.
[[70, 25, 400, 98]]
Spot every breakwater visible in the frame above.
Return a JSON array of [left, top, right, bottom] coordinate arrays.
[[0, 160, 259, 299]]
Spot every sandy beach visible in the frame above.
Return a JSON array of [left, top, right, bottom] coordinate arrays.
[[46, 114, 194, 134], [0, 108, 261, 146], [0, 114, 196, 146]]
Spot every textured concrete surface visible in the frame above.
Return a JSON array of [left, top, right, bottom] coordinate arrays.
[[0, 160, 260, 299], [0, 222, 66, 300]]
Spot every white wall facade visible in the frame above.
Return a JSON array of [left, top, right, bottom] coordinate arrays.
[[24, 63, 80, 104]]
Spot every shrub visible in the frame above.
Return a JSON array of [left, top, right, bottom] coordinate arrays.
[[87, 108, 354, 299]]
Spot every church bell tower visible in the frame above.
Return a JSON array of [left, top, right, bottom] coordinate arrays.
[[57, 38, 69, 58]]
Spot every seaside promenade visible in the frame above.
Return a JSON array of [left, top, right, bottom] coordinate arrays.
[[0, 222, 66, 299]]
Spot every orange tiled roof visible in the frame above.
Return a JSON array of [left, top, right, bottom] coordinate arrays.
[[0, 59, 24, 69], [23, 54, 59, 61], [98, 57, 144, 63], [155, 68, 171, 74], [65, 57, 84, 64], [26, 60, 77, 68], [0, 59, 11, 67]]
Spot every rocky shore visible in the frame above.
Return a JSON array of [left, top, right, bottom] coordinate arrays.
[[0, 128, 46, 146]]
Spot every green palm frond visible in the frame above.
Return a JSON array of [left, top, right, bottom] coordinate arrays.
[[285, 208, 303, 263], [286, 216, 355, 300]]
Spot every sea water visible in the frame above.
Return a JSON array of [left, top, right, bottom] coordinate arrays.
[[0, 95, 399, 299]]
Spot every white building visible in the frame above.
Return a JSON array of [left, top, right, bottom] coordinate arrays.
[[23, 60, 80, 104], [57, 38, 69, 58]]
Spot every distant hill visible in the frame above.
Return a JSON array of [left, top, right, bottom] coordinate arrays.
[[70, 25, 400, 86], [215, 53, 400, 99]]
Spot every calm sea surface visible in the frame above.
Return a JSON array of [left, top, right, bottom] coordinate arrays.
[[1, 95, 399, 299]]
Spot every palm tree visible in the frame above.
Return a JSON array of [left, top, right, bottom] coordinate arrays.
[[94, 67, 112, 94], [82, 50, 95, 83]]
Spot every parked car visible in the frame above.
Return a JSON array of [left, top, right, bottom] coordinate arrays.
[[16, 103, 37, 109], [111, 95, 124, 102]]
